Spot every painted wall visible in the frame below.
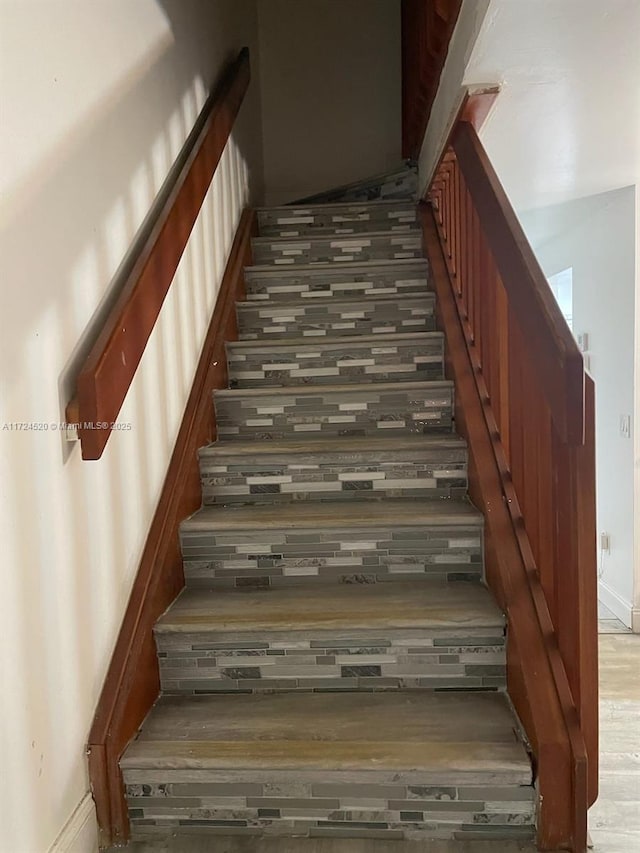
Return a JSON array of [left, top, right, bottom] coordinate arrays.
[[0, 2, 263, 851], [520, 188, 637, 625], [257, 0, 402, 205]]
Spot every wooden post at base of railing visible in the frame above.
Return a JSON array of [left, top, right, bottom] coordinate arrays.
[[425, 121, 598, 851]]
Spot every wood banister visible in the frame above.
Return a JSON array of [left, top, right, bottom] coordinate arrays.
[[66, 48, 251, 460], [426, 122, 598, 852], [451, 121, 585, 445]]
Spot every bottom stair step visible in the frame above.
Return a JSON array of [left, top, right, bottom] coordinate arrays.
[[121, 691, 535, 842]]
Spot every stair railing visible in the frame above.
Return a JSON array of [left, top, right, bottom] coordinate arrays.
[[424, 120, 598, 852], [65, 48, 250, 460]]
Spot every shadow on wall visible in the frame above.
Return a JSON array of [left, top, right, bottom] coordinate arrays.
[[0, 2, 260, 850]]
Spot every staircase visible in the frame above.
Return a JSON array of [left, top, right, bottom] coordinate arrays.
[[120, 192, 537, 844]]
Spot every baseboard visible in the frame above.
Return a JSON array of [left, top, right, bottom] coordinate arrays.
[[598, 579, 633, 627], [631, 607, 640, 634], [48, 794, 98, 853]]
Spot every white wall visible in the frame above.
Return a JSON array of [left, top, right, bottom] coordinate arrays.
[[257, 0, 402, 205], [0, 2, 263, 851], [520, 188, 637, 625]]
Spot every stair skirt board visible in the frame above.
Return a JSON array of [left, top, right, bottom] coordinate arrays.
[[118, 195, 536, 845]]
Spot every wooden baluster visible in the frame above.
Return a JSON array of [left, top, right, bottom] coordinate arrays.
[[496, 273, 510, 459]]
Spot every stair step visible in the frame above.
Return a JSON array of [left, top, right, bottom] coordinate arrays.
[[251, 229, 422, 266], [155, 580, 505, 695], [257, 200, 417, 237], [226, 332, 444, 389], [237, 292, 435, 340], [214, 379, 454, 441], [293, 164, 418, 204], [180, 499, 483, 589], [121, 691, 534, 842], [244, 258, 429, 302], [199, 435, 467, 505]]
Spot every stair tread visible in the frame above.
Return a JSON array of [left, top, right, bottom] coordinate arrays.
[[253, 228, 420, 245], [245, 257, 428, 276], [182, 499, 482, 532], [120, 690, 531, 783], [236, 290, 432, 312], [214, 378, 453, 399], [200, 434, 465, 459], [227, 330, 443, 351], [257, 200, 418, 214], [156, 580, 502, 634]]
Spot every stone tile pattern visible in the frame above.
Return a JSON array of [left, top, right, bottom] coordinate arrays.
[[257, 202, 417, 237], [226, 336, 444, 389], [251, 232, 422, 266], [199, 446, 467, 505], [244, 260, 429, 303], [122, 189, 536, 845], [123, 774, 534, 842], [156, 627, 506, 695], [293, 165, 418, 204], [213, 383, 455, 441], [237, 294, 435, 340], [180, 524, 484, 589]]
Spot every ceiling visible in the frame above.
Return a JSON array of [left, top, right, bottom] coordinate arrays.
[[463, 0, 640, 213]]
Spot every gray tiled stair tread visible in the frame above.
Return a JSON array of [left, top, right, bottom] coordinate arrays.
[[214, 378, 452, 400], [257, 200, 418, 215], [155, 580, 503, 634], [292, 165, 417, 204], [244, 257, 428, 277], [182, 498, 483, 533], [236, 290, 432, 313], [252, 228, 421, 246], [120, 691, 531, 783], [227, 331, 443, 352], [199, 434, 465, 460]]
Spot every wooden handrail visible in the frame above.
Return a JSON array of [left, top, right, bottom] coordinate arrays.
[[401, 0, 462, 158], [66, 48, 250, 460], [87, 210, 257, 846], [426, 122, 598, 852], [451, 121, 585, 444]]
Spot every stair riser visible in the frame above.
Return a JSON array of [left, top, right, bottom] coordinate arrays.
[[156, 628, 505, 695], [237, 295, 435, 340], [227, 338, 444, 389], [181, 523, 484, 589], [200, 449, 467, 506], [252, 233, 422, 266], [245, 262, 429, 302], [124, 773, 534, 843], [258, 204, 417, 237], [214, 385, 454, 441]]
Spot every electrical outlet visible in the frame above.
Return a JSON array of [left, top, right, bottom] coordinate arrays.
[[600, 533, 611, 553], [620, 415, 631, 438]]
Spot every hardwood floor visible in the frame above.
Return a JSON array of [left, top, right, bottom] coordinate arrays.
[[588, 633, 640, 853]]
